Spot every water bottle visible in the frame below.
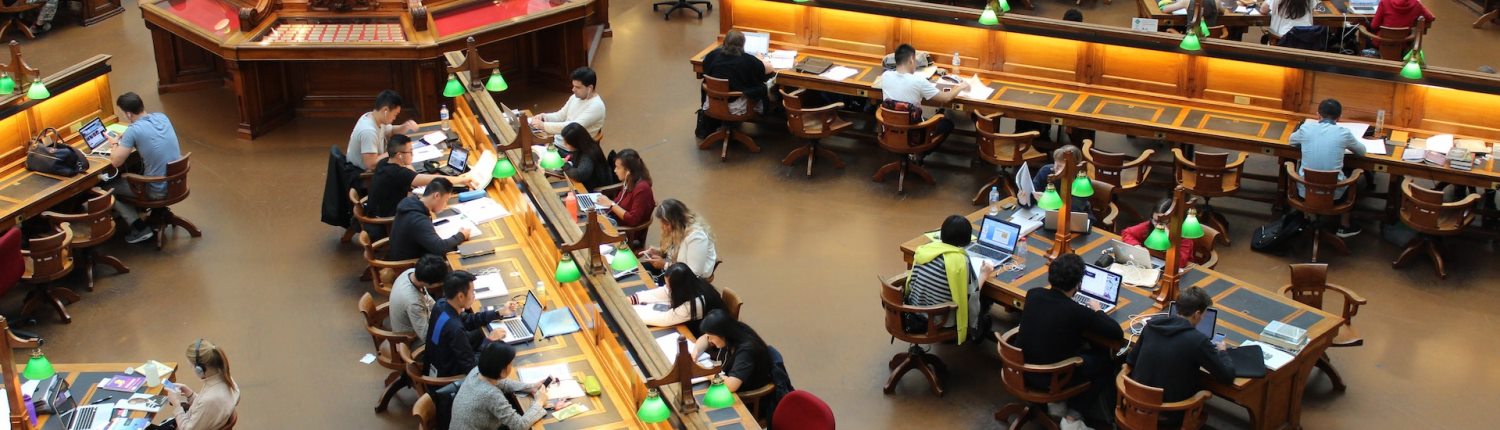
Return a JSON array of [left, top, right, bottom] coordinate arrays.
[[1013, 237, 1028, 271], [988, 186, 1001, 216], [440, 104, 451, 131], [951, 51, 961, 70], [535, 280, 548, 305]]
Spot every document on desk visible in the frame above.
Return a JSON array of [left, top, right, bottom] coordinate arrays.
[[656, 332, 713, 373], [1423, 134, 1455, 155], [472, 272, 508, 300], [411, 143, 444, 163], [1237, 340, 1294, 371], [517, 363, 573, 385], [434, 216, 481, 240], [769, 50, 797, 70], [819, 66, 860, 81], [421, 131, 448, 145], [452, 197, 509, 224], [958, 74, 994, 100]]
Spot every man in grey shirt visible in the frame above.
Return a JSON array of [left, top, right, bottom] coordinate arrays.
[[103, 92, 184, 244], [450, 343, 558, 430], [390, 255, 449, 347], [1289, 98, 1366, 237], [347, 90, 418, 171]]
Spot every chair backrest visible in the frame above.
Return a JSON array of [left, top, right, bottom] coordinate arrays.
[[1399, 179, 1479, 235], [1178, 150, 1234, 192], [720, 286, 744, 321], [879, 275, 957, 344], [1207, 25, 1230, 39], [23, 225, 73, 282], [414, 394, 437, 430], [1191, 226, 1220, 267], [1085, 140, 1128, 187], [162, 153, 192, 202], [771, 390, 835, 430], [220, 410, 238, 430], [780, 88, 808, 135], [1287, 165, 1355, 215], [974, 111, 1040, 165], [1372, 26, 1416, 60], [1087, 180, 1117, 226], [1115, 366, 1211, 430], [362, 234, 416, 296], [0, 228, 24, 292], [42, 188, 115, 247], [876, 106, 942, 154], [1286, 263, 1330, 310], [997, 328, 1088, 403], [702, 76, 754, 122]]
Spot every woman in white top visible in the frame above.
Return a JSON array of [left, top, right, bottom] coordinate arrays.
[[165, 339, 241, 430], [1261, 0, 1317, 37], [630, 263, 727, 334], [640, 199, 718, 278]]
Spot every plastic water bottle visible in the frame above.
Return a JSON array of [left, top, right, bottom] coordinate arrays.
[[535, 280, 548, 305], [1013, 237, 1028, 271], [988, 186, 1001, 216], [952, 51, 961, 70], [440, 104, 451, 131]]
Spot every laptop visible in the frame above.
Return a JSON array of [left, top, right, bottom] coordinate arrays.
[[1167, 301, 1223, 345], [51, 380, 115, 430], [576, 192, 603, 212], [79, 118, 112, 155], [744, 32, 771, 57], [1108, 239, 1165, 286], [1074, 264, 1122, 313], [1348, 0, 1377, 14], [966, 215, 1022, 265], [1043, 209, 1090, 233], [490, 291, 544, 344], [438, 147, 470, 176]]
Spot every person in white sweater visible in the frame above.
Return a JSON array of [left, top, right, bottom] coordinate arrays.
[[529, 67, 606, 145], [640, 199, 718, 279]]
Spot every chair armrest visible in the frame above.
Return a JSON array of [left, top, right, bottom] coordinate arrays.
[[739, 382, 777, 400], [972, 110, 1002, 123], [1026, 356, 1085, 372], [1334, 169, 1364, 188], [1157, 390, 1213, 411], [1283, 162, 1306, 185], [1325, 283, 1368, 306], [1225, 152, 1249, 170], [122, 173, 167, 198], [38, 210, 91, 225], [1101, 203, 1119, 228], [779, 87, 805, 99], [1121, 149, 1157, 168], [799, 102, 846, 114], [1172, 148, 1200, 170], [1277, 284, 1295, 297], [1355, 25, 1380, 41]]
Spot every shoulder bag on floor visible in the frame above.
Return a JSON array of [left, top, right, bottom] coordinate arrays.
[[26, 128, 88, 176]]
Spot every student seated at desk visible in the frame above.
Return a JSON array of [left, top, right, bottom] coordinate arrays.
[[348, 90, 419, 171], [103, 92, 183, 244], [693, 310, 794, 418], [528, 67, 606, 141], [1127, 287, 1234, 427], [1290, 98, 1365, 237], [1032, 145, 1095, 222], [1369, 0, 1435, 30], [392, 255, 449, 347], [387, 178, 476, 261], [1260, 0, 1316, 40], [1121, 198, 1194, 264], [561, 123, 615, 190], [593, 148, 656, 236], [878, 43, 967, 160], [908, 215, 998, 344], [695, 29, 774, 139], [426, 271, 517, 377], [639, 199, 717, 278], [163, 339, 240, 430], [1017, 253, 1124, 428], [450, 342, 558, 430], [367, 135, 475, 231], [630, 262, 726, 334]]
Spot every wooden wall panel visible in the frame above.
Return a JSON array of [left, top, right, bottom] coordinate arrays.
[[30, 78, 110, 142], [906, 20, 988, 67], [1000, 33, 1080, 82], [1417, 87, 1500, 140], [1307, 73, 1395, 122], [1200, 58, 1285, 109], [811, 8, 893, 55], [730, 0, 804, 43], [0, 113, 34, 166], [1095, 45, 1183, 94]]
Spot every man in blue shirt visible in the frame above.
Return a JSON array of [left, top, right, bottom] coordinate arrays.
[[104, 92, 184, 244], [1289, 98, 1365, 237]]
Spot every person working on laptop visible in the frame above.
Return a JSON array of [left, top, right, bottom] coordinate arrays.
[[426, 271, 517, 377], [638, 199, 717, 278], [877, 44, 966, 162], [529, 67, 606, 141], [1016, 253, 1124, 428], [163, 339, 240, 430], [907, 215, 999, 344], [692, 310, 793, 418], [367, 135, 475, 235], [1127, 287, 1235, 427], [386, 178, 476, 261], [102, 92, 183, 244], [449, 342, 558, 430], [694, 29, 774, 140], [1121, 198, 1194, 264], [347, 90, 419, 171], [592, 149, 655, 246], [1290, 98, 1365, 237], [629, 262, 726, 335], [390, 255, 449, 347], [560, 123, 615, 190]]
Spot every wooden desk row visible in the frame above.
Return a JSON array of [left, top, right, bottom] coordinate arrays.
[[0, 55, 117, 231], [11, 362, 180, 428], [1138, 0, 1375, 27], [897, 203, 1343, 430]]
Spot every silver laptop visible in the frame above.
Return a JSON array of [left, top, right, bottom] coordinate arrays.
[[966, 215, 1021, 265], [576, 193, 602, 212], [1111, 239, 1165, 270], [1043, 209, 1091, 233], [66, 404, 115, 430], [1348, 0, 1377, 14], [744, 32, 771, 57], [490, 291, 544, 344], [1075, 264, 1123, 313], [79, 118, 112, 156]]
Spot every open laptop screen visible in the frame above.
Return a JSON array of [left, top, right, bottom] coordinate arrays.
[[447, 147, 469, 171], [1080, 264, 1122, 303], [520, 291, 544, 329], [744, 32, 770, 56], [79, 118, 107, 150], [1167, 301, 1218, 337], [978, 216, 1021, 254]]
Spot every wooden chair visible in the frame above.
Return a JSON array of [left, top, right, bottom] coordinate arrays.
[[41, 187, 129, 291], [1284, 162, 1363, 262], [20, 224, 78, 323], [1191, 225, 1221, 269], [0, 1, 42, 39], [1476, 0, 1499, 29], [221, 410, 238, 430], [413, 393, 437, 430], [878, 274, 957, 396], [971, 110, 1045, 205], [1115, 365, 1213, 430], [1356, 25, 1418, 61], [359, 232, 419, 296], [599, 182, 653, 249], [740, 381, 779, 427], [699, 76, 761, 161], [359, 293, 418, 412], [995, 327, 1089, 430], [780, 88, 851, 176], [1084, 139, 1155, 223], [1279, 263, 1367, 392], [1174, 149, 1246, 246], [874, 106, 946, 193], [719, 285, 744, 321], [399, 343, 464, 396], [117, 153, 202, 250], [1392, 179, 1480, 279], [351, 188, 395, 238], [1087, 180, 1122, 233]]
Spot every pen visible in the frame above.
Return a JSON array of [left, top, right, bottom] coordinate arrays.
[[91, 396, 113, 405]]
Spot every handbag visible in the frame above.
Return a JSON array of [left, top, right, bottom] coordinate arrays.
[[26, 128, 89, 176]]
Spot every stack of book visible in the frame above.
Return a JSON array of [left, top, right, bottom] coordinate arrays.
[[1448, 147, 1474, 171]]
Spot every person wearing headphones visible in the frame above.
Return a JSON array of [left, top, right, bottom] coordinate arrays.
[[163, 339, 240, 429]]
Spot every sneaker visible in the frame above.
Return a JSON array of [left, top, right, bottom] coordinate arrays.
[[1335, 224, 1363, 238], [124, 227, 155, 244]]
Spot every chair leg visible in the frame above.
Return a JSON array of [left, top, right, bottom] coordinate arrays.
[[24, 285, 80, 324], [78, 249, 96, 292], [340, 226, 357, 243], [883, 352, 916, 394], [907, 163, 935, 184], [375, 373, 409, 412], [1424, 237, 1447, 279], [96, 253, 131, 275], [872, 161, 902, 183], [167, 211, 203, 238], [699, 128, 728, 151], [814, 146, 844, 169], [782, 145, 812, 167], [1391, 235, 1426, 268], [1204, 203, 1231, 246], [914, 353, 946, 397], [1316, 353, 1347, 392]]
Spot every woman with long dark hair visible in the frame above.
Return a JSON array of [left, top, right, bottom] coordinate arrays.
[[560, 123, 613, 190], [630, 262, 726, 334], [595, 149, 656, 244], [1260, 0, 1315, 38], [692, 310, 792, 417]]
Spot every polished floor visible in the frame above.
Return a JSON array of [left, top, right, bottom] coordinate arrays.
[[10, 1, 1500, 429]]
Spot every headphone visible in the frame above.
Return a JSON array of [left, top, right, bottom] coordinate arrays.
[[193, 338, 206, 375]]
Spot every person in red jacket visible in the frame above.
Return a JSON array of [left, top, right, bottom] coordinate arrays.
[[595, 149, 656, 245], [1119, 198, 1194, 265], [1369, 0, 1436, 30]]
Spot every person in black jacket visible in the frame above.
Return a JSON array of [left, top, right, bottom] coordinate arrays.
[[560, 123, 614, 191], [366, 135, 474, 239], [425, 271, 516, 377], [695, 29, 773, 139], [1127, 286, 1234, 426], [1016, 253, 1124, 428], [387, 178, 473, 261]]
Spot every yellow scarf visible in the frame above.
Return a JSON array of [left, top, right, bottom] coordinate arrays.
[[910, 241, 971, 344]]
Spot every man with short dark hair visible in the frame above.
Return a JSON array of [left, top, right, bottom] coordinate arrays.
[[390, 255, 450, 347], [425, 271, 521, 377], [529, 67, 606, 140], [1127, 287, 1234, 426], [877, 44, 965, 156], [366, 135, 475, 234], [1290, 98, 1366, 237], [1017, 253, 1124, 427], [104, 92, 184, 244], [348, 90, 419, 171], [386, 177, 476, 261]]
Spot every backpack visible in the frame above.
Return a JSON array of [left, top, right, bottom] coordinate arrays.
[[880, 99, 928, 147], [1250, 211, 1308, 254]]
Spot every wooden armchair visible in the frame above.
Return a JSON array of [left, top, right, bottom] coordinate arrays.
[[1191, 225, 1221, 269], [358, 232, 419, 296], [1115, 365, 1213, 430], [398, 343, 464, 396], [0, 1, 42, 39], [360, 293, 418, 412], [1174, 149, 1246, 246], [971, 110, 1045, 205], [704, 259, 723, 283], [874, 106, 946, 193], [117, 153, 202, 250], [41, 187, 129, 291], [700, 76, 762, 161], [1085, 139, 1155, 223], [20, 224, 78, 323], [413, 394, 437, 430], [995, 327, 1090, 430], [1284, 162, 1363, 262], [1279, 263, 1367, 392], [351, 188, 394, 239], [1356, 25, 1418, 61], [741, 381, 779, 427], [1393, 179, 1479, 279], [720, 285, 744, 321], [780, 88, 851, 176], [879, 274, 957, 396], [1087, 180, 1122, 233]]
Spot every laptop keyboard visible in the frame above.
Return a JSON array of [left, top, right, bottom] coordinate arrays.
[[577, 195, 596, 212], [1074, 295, 1115, 313], [71, 406, 96, 430], [505, 319, 527, 339], [971, 245, 1007, 260]]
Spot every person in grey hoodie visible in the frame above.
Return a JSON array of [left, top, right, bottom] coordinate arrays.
[[1126, 286, 1235, 426], [104, 92, 183, 244], [386, 177, 473, 261]]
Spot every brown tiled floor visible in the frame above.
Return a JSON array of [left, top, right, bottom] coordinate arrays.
[[10, 1, 1500, 429]]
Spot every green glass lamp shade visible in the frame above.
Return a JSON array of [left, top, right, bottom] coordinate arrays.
[[1071, 173, 1094, 198], [485, 71, 508, 92], [637, 389, 671, 423], [442, 75, 465, 98], [999, 0, 1011, 12], [23, 351, 55, 381], [791, 0, 809, 2], [978, 6, 999, 25], [1199, 21, 1210, 38], [703, 376, 734, 409], [0, 74, 14, 95], [493, 157, 516, 179], [1179, 33, 1201, 51], [1181, 209, 1205, 239], [554, 255, 582, 283], [540, 148, 565, 170], [1038, 185, 1063, 210], [26, 79, 49, 100], [610, 246, 639, 271], [1400, 53, 1424, 80], [1144, 226, 1171, 251]]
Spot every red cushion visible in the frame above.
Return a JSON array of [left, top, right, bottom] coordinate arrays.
[[0, 228, 23, 294], [771, 390, 834, 430]]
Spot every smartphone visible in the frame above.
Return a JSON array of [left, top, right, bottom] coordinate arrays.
[[1211, 332, 1226, 346], [541, 376, 557, 387], [651, 304, 670, 312]]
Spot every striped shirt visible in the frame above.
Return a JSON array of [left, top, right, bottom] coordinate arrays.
[[906, 255, 980, 329]]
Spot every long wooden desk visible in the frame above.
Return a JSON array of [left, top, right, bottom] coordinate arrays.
[[1138, 0, 1374, 27], [896, 204, 1341, 430], [17, 362, 180, 428]]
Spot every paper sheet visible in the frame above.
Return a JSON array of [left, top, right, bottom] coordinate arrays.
[[422, 131, 447, 145], [412, 143, 444, 163], [548, 379, 587, 400], [655, 332, 712, 366], [959, 75, 994, 100], [473, 273, 508, 300], [769, 50, 797, 70], [517, 363, 573, 384], [819, 66, 860, 81], [1238, 340, 1294, 371], [452, 197, 510, 224], [1424, 134, 1455, 155], [434, 216, 481, 240]]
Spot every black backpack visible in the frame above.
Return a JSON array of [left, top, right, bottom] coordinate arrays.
[[1251, 211, 1308, 254]]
